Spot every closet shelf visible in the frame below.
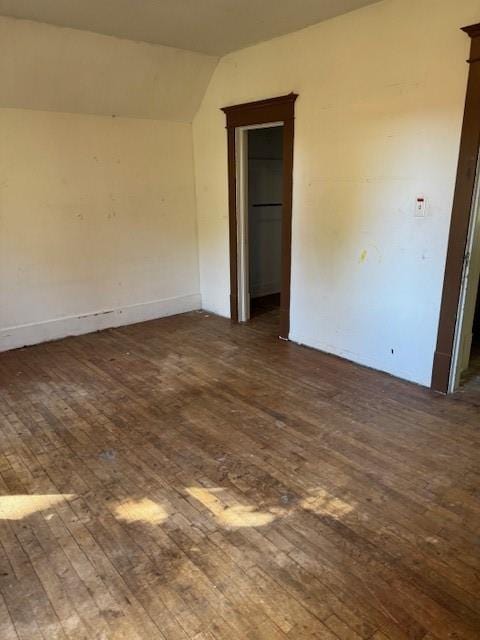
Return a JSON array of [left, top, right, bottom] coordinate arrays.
[[252, 203, 283, 207]]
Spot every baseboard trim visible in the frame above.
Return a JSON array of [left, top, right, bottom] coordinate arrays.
[[289, 332, 430, 388], [0, 293, 201, 352], [250, 282, 281, 298]]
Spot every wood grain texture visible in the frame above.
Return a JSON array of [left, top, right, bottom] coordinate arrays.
[[0, 309, 479, 640]]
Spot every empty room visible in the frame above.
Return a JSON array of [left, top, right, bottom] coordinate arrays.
[[1, 1, 480, 639]]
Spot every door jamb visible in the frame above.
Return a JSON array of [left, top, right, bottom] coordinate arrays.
[[449, 162, 480, 391], [221, 93, 298, 340], [236, 126, 250, 323], [432, 24, 480, 392]]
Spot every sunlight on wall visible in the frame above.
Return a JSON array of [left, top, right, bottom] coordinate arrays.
[[0, 109, 202, 353], [301, 488, 353, 518], [192, 0, 476, 387], [186, 486, 275, 528], [114, 498, 168, 525], [0, 494, 75, 520]]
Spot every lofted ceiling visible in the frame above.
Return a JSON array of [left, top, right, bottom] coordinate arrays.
[[0, 0, 382, 56], [0, 16, 217, 120]]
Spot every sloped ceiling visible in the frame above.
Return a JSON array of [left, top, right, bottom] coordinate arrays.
[[0, 16, 218, 120], [0, 0, 382, 56]]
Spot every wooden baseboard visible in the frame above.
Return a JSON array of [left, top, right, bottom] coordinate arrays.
[[0, 293, 201, 352]]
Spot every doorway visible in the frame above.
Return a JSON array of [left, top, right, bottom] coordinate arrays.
[[245, 125, 284, 325], [432, 22, 480, 393], [221, 93, 297, 339], [449, 175, 480, 390], [466, 283, 480, 383]]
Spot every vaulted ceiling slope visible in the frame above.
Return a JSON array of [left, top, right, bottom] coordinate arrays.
[[0, 0, 382, 56], [0, 16, 217, 120]]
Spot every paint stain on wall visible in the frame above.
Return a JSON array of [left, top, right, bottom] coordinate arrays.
[[359, 246, 383, 264]]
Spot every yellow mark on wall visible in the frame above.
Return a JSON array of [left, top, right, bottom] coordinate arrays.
[[359, 250, 368, 263], [114, 498, 167, 525], [186, 486, 275, 528], [0, 494, 75, 520]]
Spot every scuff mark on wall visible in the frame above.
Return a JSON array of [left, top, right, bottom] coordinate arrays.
[[77, 310, 115, 320]]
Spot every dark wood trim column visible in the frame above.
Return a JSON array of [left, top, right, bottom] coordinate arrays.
[[221, 93, 298, 339], [432, 24, 480, 392]]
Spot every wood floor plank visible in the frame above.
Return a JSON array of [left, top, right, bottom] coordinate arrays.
[[0, 591, 19, 640], [0, 309, 479, 639]]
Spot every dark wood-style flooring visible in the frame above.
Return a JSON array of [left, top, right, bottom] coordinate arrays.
[[0, 309, 479, 640], [250, 293, 281, 318]]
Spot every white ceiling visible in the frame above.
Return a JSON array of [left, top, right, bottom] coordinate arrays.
[[0, 0, 382, 56]]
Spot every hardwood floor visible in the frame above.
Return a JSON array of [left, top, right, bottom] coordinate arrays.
[[250, 294, 281, 319], [0, 309, 479, 640]]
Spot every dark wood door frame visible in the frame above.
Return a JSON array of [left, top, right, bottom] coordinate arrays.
[[221, 93, 298, 339], [432, 24, 480, 393]]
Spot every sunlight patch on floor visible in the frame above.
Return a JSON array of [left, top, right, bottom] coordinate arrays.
[[301, 488, 353, 518], [186, 486, 275, 528], [114, 498, 168, 525], [0, 494, 75, 520]]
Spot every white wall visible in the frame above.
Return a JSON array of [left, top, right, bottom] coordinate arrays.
[[193, 0, 480, 386], [0, 109, 202, 349], [0, 17, 218, 350]]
